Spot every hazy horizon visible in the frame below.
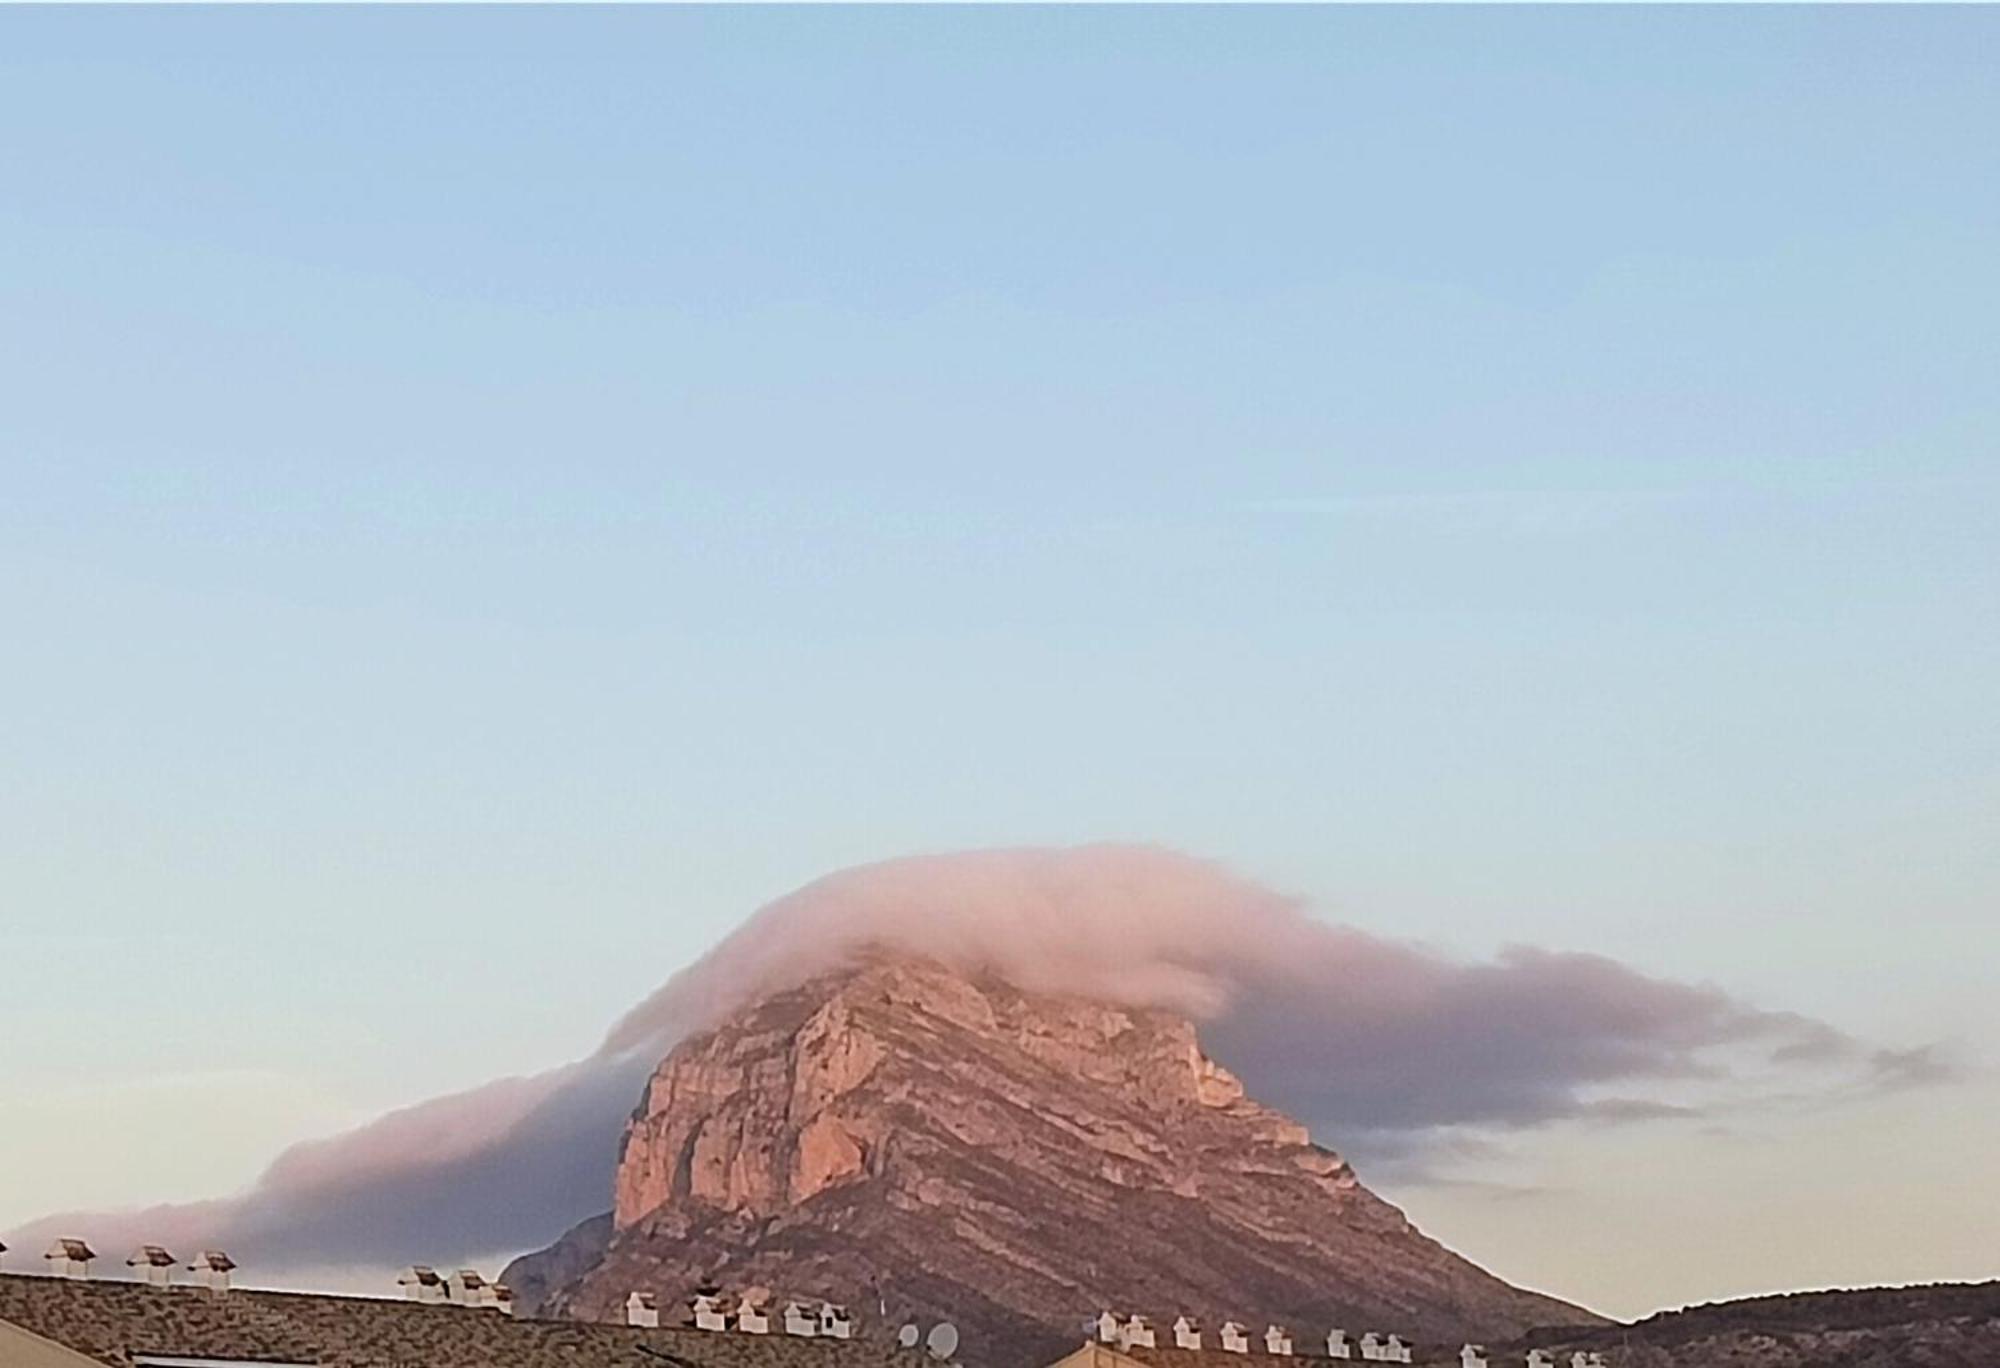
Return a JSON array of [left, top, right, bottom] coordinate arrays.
[[2, 5, 1995, 1324]]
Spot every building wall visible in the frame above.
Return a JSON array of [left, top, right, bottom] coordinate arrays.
[[0, 1316, 109, 1368]]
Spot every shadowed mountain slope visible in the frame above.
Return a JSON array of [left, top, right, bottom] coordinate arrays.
[[506, 957, 1595, 1360]]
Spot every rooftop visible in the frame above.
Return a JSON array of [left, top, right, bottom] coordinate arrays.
[[1121, 1342, 1354, 1368], [0, 1273, 926, 1368]]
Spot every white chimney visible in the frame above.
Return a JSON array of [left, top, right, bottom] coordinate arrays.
[[447, 1269, 488, 1307], [1384, 1335, 1411, 1364], [1358, 1332, 1382, 1361], [1460, 1347, 1488, 1368], [693, 1290, 730, 1331], [125, 1246, 176, 1288], [1173, 1316, 1202, 1350], [490, 1283, 516, 1316], [1327, 1329, 1352, 1360], [819, 1303, 853, 1339], [627, 1292, 660, 1328], [782, 1301, 819, 1336], [190, 1251, 236, 1294], [736, 1294, 771, 1334], [398, 1266, 446, 1304], [1265, 1326, 1293, 1356], [1120, 1315, 1156, 1350], [43, 1239, 96, 1280], [1096, 1312, 1122, 1345], [1525, 1353, 1556, 1368], [0, 1240, 9, 1270], [1220, 1321, 1251, 1354]]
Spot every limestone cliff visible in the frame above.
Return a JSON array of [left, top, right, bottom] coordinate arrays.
[[506, 956, 1595, 1360]]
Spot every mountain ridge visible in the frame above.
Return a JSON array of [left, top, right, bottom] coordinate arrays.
[[1501, 1281, 2000, 1367], [505, 955, 1595, 1359]]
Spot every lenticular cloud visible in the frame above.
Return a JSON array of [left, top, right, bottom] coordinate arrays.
[[7, 844, 1869, 1275]]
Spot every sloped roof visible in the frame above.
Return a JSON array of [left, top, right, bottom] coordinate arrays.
[[1123, 1338, 1427, 1368], [1124, 1343, 1331, 1368], [0, 1274, 928, 1368], [1, 1317, 106, 1368]]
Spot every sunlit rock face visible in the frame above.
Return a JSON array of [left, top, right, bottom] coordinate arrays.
[[509, 956, 1598, 1360]]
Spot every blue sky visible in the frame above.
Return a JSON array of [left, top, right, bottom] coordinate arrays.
[[2, 7, 1996, 1316]]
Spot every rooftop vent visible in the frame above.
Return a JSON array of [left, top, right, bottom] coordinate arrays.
[[735, 1293, 771, 1334], [782, 1300, 819, 1337], [1568, 1355, 1605, 1368], [189, 1251, 236, 1294], [44, 1239, 96, 1280], [398, 1266, 446, 1305], [1265, 1326, 1293, 1356], [0, 1239, 10, 1269], [1094, 1312, 1122, 1345], [628, 1291, 660, 1329], [126, 1246, 177, 1287], [447, 1269, 487, 1307], [1172, 1316, 1202, 1351], [1459, 1346, 1488, 1368], [1119, 1315, 1156, 1350], [1327, 1329, 1352, 1360], [1382, 1335, 1411, 1364], [490, 1283, 516, 1316], [692, 1290, 730, 1332], [1525, 1353, 1556, 1368], [819, 1303, 854, 1340], [1220, 1322, 1251, 1355], [1358, 1333, 1382, 1361]]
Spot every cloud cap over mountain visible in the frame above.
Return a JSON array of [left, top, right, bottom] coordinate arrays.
[[7, 844, 1897, 1274], [604, 844, 1862, 1139]]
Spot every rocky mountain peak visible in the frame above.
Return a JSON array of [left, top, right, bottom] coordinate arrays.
[[508, 954, 1594, 1360]]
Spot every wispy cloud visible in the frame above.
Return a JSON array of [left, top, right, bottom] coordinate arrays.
[[6, 845, 1932, 1282]]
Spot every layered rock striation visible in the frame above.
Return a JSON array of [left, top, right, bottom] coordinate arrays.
[[507, 956, 1594, 1359]]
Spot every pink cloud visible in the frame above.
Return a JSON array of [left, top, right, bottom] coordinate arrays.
[[7, 844, 1902, 1278]]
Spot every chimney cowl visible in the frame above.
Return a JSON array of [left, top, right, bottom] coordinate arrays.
[[398, 1266, 448, 1304], [126, 1246, 177, 1287], [188, 1250, 236, 1294], [691, 1290, 730, 1331], [44, 1239, 96, 1279]]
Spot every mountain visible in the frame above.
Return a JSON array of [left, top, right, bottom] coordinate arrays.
[[504, 956, 1597, 1361], [1499, 1282, 2000, 1367]]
